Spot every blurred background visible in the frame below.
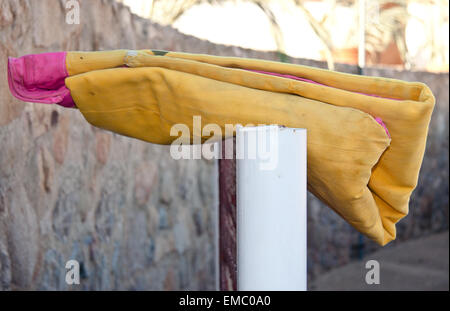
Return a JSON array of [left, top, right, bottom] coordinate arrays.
[[118, 0, 449, 72], [0, 0, 448, 290]]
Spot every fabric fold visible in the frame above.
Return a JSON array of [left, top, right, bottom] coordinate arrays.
[[7, 52, 76, 108], [118, 50, 434, 246], [6, 49, 435, 246]]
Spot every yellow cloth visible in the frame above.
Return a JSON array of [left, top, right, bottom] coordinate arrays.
[[64, 50, 435, 245]]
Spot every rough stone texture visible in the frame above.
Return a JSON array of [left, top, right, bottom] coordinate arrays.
[[0, 0, 218, 291], [0, 0, 448, 290]]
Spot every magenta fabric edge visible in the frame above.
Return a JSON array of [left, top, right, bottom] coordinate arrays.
[[375, 117, 391, 138], [7, 52, 76, 108], [7, 57, 54, 104], [7, 55, 62, 103]]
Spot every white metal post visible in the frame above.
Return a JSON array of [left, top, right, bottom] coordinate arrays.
[[236, 126, 307, 291]]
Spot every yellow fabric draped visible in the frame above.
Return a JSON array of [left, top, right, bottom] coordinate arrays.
[[64, 50, 435, 245]]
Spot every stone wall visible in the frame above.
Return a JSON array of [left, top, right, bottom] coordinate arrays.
[[0, 0, 219, 290], [0, 0, 448, 289]]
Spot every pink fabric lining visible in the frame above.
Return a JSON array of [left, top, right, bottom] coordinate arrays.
[[7, 52, 75, 108], [246, 69, 391, 138], [375, 117, 391, 138]]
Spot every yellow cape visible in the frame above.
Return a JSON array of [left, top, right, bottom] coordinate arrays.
[[64, 49, 435, 245]]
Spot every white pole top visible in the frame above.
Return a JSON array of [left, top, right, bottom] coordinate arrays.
[[236, 126, 307, 291]]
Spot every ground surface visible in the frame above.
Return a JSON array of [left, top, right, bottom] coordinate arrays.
[[311, 231, 449, 291]]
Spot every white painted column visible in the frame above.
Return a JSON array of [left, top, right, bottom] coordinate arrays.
[[236, 126, 307, 291]]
